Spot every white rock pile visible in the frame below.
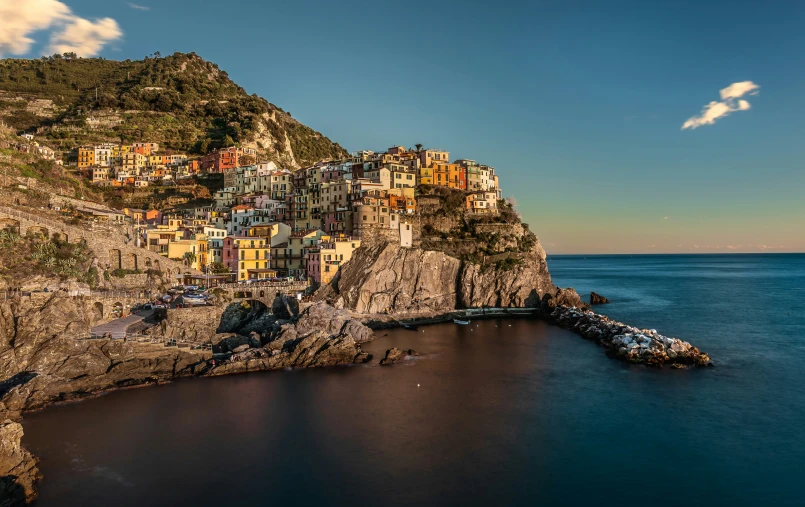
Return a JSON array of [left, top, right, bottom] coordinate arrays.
[[550, 306, 712, 368]]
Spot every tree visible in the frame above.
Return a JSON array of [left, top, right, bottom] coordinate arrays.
[[183, 251, 197, 266], [415, 143, 423, 152], [209, 261, 230, 274]]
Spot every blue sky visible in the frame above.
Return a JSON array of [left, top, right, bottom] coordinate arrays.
[[3, 0, 804, 253]]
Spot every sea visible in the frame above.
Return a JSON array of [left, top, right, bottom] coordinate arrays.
[[21, 254, 805, 506]]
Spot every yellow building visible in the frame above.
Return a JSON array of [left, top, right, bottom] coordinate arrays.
[[419, 165, 433, 185], [271, 229, 324, 276], [167, 234, 209, 270], [145, 227, 184, 255], [77, 147, 95, 169], [231, 237, 270, 281], [315, 236, 361, 285]]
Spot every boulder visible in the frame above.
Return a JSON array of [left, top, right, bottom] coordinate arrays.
[[590, 292, 610, 305], [379, 348, 420, 366], [272, 294, 300, 320]]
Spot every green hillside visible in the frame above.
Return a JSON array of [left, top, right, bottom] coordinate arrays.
[[0, 52, 347, 167]]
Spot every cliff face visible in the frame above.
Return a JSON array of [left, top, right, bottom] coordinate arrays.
[[0, 295, 210, 413], [318, 239, 560, 315], [0, 295, 374, 413], [0, 420, 40, 507]]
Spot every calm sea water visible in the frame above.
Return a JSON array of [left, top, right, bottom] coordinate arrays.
[[22, 254, 805, 506]]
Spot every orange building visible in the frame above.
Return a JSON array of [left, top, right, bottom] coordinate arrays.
[[432, 163, 466, 189], [77, 147, 95, 169]]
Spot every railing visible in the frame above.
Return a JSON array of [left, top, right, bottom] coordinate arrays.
[[216, 281, 308, 289], [1, 289, 150, 300], [77, 332, 213, 349]]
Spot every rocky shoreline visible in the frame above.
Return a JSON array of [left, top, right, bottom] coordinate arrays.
[[0, 290, 713, 506]]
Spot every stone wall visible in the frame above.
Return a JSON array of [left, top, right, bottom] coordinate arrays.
[[0, 206, 197, 288]]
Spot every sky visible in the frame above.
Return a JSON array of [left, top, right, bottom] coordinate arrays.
[[1, 0, 804, 254]]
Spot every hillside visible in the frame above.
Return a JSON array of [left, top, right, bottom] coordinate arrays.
[[0, 52, 348, 167]]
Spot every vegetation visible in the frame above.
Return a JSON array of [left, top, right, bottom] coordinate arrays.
[[209, 261, 230, 274], [0, 230, 96, 284], [0, 52, 348, 166]]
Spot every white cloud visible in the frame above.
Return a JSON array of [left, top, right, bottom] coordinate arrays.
[[0, 0, 122, 58], [127, 2, 150, 10], [720, 81, 760, 100], [663, 216, 669, 220], [681, 81, 760, 130], [48, 17, 122, 56]]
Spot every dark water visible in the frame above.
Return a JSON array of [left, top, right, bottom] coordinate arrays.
[[22, 254, 805, 506]]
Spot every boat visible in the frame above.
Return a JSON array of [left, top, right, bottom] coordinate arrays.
[[402, 323, 418, 331], [453, 319, 470, 325]]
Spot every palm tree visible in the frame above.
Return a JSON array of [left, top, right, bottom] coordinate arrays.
[[183, 251, 197, 267], [415, 143, 423, 152]]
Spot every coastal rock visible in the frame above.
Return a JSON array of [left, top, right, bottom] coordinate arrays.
[[590, 292, 610, 305], [208, 303, 374, 375], [379, 348, 420, 365], [0, 420, 41, 507], [317, 242, 557, 314], [540, 287, 587, 311], [0, 295, 211, 413], [547, 305, 712, 367], [272, 294, 300, 320]]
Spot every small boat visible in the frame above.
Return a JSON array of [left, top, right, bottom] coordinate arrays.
[[162, 295, 173, 303], [453, 319, 470, 325], [402, 323, 418, 331]]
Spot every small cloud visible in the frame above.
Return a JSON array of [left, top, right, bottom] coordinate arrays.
[[720, 81, 760, 100], [127, 2, 150, 10], [0, 0, 122, 57], [648, 244, 656, 248], [682, 81, 760, 130], [48, 17, 122, 57], [663, 216, 669, 220]]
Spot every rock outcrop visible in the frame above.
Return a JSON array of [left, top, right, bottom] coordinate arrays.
[[590, 292, 610, 305], [208, 303, 373, 375], [0, 295, 210, 413], [548, 306, 712, 367], [317, 242, 559, 314], [0, 420, 40, 507], [379, 348, 420, 366]]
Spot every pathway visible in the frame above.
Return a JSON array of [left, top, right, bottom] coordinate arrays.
[[91, 309, 154, 339]]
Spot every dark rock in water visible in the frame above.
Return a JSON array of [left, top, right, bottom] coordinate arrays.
[[547, 305, 711, 367], [590, 292, 610, 305], [0, 419, 41, 506], [380, 348, 420, 366], [541, 287, 587, 312]]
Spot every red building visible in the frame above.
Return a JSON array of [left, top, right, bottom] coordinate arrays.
[[198, 146, 257, 173]]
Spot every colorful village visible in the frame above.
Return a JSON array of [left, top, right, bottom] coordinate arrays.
[[24, 140, 503, 288]]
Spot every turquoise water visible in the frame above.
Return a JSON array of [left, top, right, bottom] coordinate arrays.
[[22, 254, 805, 506]]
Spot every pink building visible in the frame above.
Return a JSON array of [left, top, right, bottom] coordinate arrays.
[[306, 250, 321, 283], [321, 167, 344, 183]]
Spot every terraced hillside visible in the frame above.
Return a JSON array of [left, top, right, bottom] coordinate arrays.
[[0, 52, 347, 167]]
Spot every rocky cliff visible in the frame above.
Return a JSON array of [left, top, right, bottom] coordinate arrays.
[[0, 420, 40, 507], [317, 240, 566, 314], [0, 295, 211, 413]]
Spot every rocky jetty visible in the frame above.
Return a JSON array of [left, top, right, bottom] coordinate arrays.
[[379, 348, 420, 366], [549, 306, 712, 367], [0, 419, 40, 507], [590, 292, 610, 304]]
